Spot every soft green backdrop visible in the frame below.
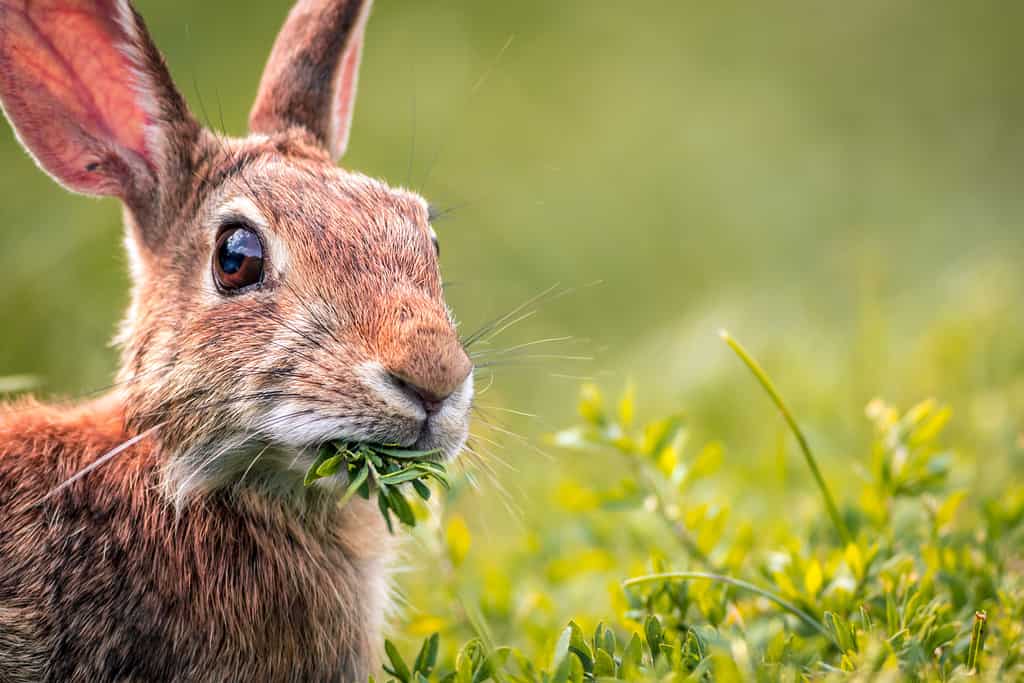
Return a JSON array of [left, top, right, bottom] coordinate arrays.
[[2, 0, 1022, 653]]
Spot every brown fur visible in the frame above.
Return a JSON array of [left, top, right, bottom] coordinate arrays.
[[0, 395, 389, 682], [0, 1, 472, 680]]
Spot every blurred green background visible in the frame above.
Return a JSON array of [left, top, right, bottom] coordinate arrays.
[[2, 0, 1023, 651]]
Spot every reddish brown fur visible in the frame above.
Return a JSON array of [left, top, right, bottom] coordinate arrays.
[[0, 1, 472, 680], [0, 395, 389, 681]]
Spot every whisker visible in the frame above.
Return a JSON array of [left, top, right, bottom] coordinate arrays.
[[474, 403, 537, 418], [460, 442, 522, 520], [36, 422, 165, 505], [237, 443, 274, 487], [0, 360, 180, 416], [549, 372, 600, 382], [405, 68, 417, 188], [279, 279, 344, 347], [478, 352, 592, 364], [463, 435, 516, 472], [461, 282, 562, 348], [473, 413, 553, 463], [473, 372, 496, 396], [174, 435, 252, 502], [420, 34, 515, 191], [468, 336, 576, 359]]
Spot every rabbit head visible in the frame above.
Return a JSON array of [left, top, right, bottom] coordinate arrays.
[[0, 0, 473, 503]]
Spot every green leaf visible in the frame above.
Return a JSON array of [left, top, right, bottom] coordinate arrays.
[[337, 464, 369, 508], [315, 454, 345, 478], [567, 621, 593, 673], [593, 649, 616, 677], [413, 633, 440, 676], [455, 640, 485, 683], [551, 624, 572, 671], [303, 447, 335, 486], [549, 657, 570, 683], [412, 479, 432, 501], [378, 491, 395, 534], [644, 615, 663, 660], [374, 446, 441, 460], [473, 647, 511, 683], [380, 468, 432, 485], [384, 640, 411, 683], [388, 487, 416, 527], [621, 633, 643, 676]]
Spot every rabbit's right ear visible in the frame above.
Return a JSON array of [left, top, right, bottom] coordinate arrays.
[[0, 1, 197, 222], [249, 0, 371, 161]]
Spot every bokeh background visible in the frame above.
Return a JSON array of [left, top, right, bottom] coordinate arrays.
[[2, 0, 1023, 658]]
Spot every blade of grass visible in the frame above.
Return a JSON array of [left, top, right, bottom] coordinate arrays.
[[623, 572, 836, 646], [719, 330, 851, 545]]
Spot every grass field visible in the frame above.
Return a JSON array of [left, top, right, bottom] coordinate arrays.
[[1, 1, 1022, 680]]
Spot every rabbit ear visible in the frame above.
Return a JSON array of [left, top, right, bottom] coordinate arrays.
[[0, 0, 196, 210], [249, 0, 372, 161]]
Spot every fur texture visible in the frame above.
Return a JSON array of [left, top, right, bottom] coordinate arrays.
[[0, 1, 472, 680]]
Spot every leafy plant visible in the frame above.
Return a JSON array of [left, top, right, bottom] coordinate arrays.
[[378, 333, 1024, 681], [305, 443, 448, 532]]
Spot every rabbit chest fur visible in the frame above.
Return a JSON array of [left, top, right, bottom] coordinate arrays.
[[0, 396, 392, 683]]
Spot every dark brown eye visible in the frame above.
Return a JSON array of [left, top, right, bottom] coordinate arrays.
[[214, 225, 264, 292]]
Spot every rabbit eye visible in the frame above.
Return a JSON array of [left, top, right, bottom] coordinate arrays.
[[214, 225, 264, 292]]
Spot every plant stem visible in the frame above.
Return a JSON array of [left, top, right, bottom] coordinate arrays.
[[719, 331, 852, 545], [967, 610, 987, 673], [631, 460, 716, 570], [623, 571, 836, 646]]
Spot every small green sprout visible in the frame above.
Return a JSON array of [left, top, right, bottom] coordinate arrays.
[[304, 442, 449, 532]]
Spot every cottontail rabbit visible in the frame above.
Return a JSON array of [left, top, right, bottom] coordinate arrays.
[[0, 1, 473, 680]]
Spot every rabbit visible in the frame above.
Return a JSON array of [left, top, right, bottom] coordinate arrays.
[[0, 0, 474, 681]]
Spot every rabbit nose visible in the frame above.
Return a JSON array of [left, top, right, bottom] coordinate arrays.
[[384, 331, 472, 414], [390, 374, 449, 415]]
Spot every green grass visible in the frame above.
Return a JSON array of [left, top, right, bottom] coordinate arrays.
[[380, 332, 1024, 681]]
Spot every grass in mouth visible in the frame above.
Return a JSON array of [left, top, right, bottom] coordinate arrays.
[[303, 442, 448, 532]]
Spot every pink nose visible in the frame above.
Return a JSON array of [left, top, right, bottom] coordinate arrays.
[[383, 328, 472, 413], [390, 373, 449, 414]]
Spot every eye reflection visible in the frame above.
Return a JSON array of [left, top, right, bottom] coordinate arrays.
[[214, 225, 264, 292]]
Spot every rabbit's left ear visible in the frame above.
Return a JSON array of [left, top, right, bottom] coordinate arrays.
[[249, 0, 372, 161], [0, 0, 197, 214]]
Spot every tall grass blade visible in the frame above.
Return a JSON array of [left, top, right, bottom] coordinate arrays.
[[624, 571, 837, 646], [719, 330, 852, 545]]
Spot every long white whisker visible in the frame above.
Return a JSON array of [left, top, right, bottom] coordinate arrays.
[[474, 403, 537, 418], [469, 336, 575, 358], [238, 443, 273, 487], [39, 423, 164, 504]]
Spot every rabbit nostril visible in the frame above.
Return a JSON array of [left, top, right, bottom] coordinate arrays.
[[391, 374, 447, 415]]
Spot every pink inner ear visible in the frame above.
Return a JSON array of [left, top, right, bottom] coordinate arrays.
[[328, 17, 365, 160], [0, 0, 154, 195]]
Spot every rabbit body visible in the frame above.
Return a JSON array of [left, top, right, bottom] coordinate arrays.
[[0, 0, 473, 680]]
